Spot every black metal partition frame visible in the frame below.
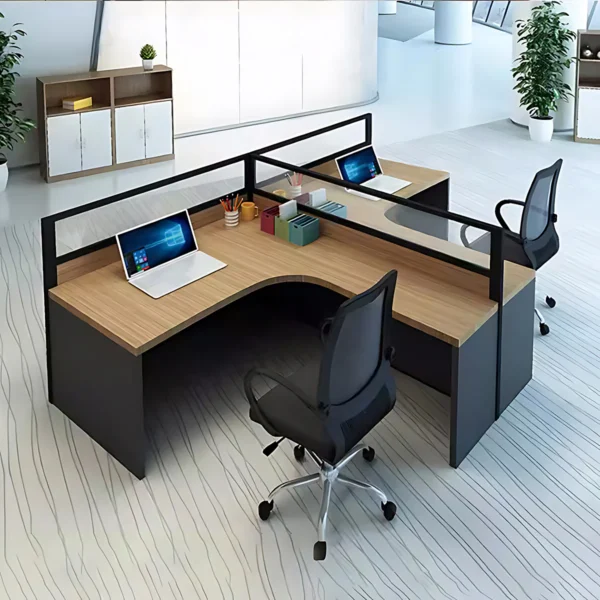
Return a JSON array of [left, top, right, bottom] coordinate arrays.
[[41, 112, 506, 409]]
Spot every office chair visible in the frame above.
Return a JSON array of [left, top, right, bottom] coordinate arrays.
[[244, 271, 398, 561], [460, 159, 562, 336]]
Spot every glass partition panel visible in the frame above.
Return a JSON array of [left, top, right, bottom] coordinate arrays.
[[55, 162, 244, 257], [260, 119, 367, 169], [256, 169, 493, 269]]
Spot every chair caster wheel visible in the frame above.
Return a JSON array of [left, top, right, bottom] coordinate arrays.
[[540, 323, 550, 336], [293, 445, 305, 461], [382, 501, 397, 521], [313, 541, 327, 561], [546, 296, 556, 308], [258, 500, 273, 521], [362, 446, 375, 462]]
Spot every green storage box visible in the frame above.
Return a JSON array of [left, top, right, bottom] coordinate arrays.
[[274, 215, 291, 242]]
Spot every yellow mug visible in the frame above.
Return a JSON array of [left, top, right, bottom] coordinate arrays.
[[241, 201, 259, 221]]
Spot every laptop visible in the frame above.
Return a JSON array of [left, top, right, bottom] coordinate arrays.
[[116, 210, 226, 299], [335, 146, 411, 200]]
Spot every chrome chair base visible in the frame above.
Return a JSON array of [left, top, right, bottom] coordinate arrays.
[[258, 443, 397, 561], [535, 295, 555, 336]]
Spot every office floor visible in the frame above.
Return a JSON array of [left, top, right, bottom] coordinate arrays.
[[2, 118, 600, 599]]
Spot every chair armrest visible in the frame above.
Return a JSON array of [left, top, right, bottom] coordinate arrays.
[[320, 317, 333, 345], [496, 199, 525, 232], [244, 367, 323, 421], [460, 223, 474, 248]]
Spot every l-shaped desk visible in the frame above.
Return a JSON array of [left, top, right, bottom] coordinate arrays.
[[45, 158, 535, 479]]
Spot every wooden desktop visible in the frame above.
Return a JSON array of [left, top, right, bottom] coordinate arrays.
[[48, 192, 535, 479]]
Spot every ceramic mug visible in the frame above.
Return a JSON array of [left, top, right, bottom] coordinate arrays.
[[241, 201, 259, 221]]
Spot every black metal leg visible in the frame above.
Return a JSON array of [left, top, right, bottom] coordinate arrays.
[[450, 315, 498, 468], [49, 302, 146, 479]]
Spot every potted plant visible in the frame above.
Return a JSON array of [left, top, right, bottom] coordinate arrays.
[[0, 12, 35, 191], [512, 1, 576, 142], [140, 44, 157, 71]]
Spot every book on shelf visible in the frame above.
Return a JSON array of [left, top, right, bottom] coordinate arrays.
[[62, 96, 93, 111]]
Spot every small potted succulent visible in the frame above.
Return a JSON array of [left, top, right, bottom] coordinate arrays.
[[140, 44, 157, 71]]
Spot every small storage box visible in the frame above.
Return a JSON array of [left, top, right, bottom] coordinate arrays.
[[318, 201, 347, 219], [274, 215, 291, 241], [289, 215, 320, 247], [260, 206, 279, 235]]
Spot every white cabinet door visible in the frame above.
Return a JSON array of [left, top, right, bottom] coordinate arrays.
[[577, 88, 600, 140], [81, 110, 112, 171], [144, 101, 173, 159], [47, 114, 82, 177], [115, 105, 146, 164]]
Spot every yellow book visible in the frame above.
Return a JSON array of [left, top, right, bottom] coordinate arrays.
[[62, 96, 93, 111]]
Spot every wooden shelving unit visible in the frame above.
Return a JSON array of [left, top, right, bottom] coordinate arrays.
[[575, 30, 600, 143], [37, 65, 174, 182]]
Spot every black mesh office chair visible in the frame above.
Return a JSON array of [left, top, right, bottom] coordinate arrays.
[[460, 159, 562, 336], [244, 271, 398, 561]]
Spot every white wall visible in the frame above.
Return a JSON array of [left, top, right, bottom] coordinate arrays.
[[98, 0, 378, 136], [0, 1, 96, 167]]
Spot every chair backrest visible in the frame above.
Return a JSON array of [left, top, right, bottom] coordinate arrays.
[[520, 159, 562, 242], [317, 270, 397, 408]]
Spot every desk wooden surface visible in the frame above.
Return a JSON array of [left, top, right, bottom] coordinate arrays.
[[50, 214, 534, 356]]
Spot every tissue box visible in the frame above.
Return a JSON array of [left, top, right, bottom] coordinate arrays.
[[260, 206, 279, 235], [289, 215, 320, 247]]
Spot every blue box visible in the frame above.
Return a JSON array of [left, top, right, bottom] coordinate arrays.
[[289, 215, 320, 247], [318, 201, 347, 219]]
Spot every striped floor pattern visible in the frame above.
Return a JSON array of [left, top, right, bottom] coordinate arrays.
[[1, 120, 600, 599]]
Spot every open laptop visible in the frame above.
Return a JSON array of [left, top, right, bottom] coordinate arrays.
[[335, 146, 411, 200], [116, 210, 226, 299]]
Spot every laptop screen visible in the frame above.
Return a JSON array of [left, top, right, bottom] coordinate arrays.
[[117, 211, 197, 278], [337, 147, 382, 185]]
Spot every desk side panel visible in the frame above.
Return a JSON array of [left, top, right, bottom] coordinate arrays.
[[450, 313, 498, 468], [49, 301, 146, 479], [498, 278, 535, 416]]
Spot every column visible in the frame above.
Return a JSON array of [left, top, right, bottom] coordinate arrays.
[[511, 0, 587, 131], [434, 1, 473, 45]]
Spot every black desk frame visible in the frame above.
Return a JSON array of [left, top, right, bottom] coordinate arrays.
[[41, 113, 534, 478]]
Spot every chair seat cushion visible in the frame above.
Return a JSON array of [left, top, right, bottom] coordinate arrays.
[[249, 362, 338, 463]]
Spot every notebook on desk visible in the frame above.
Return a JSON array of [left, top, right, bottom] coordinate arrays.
[[116, 209, 226, 299]]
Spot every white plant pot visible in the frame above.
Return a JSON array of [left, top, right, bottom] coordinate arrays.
[[0, 162, 8, 193], [142, 59, 154, 71], [528, 116, 554, 142]]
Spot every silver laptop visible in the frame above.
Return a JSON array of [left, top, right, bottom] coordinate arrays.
[[335, 146, 411, 200], [116, 209, 226, 299]]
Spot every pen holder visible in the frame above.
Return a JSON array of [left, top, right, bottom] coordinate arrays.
[[288, 185, 302, 199], [224, 209, 239, 228], [274, 215, 291, 242], [261, 206, 279, 235], [289, 215, 320, 247]]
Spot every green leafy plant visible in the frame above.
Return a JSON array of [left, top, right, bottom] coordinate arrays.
[[512, 1, 576, 120], [140, 44, 157, 60], [0, 12, 35, 162]]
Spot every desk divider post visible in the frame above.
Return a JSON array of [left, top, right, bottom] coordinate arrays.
[[490, 229, 505, 420]]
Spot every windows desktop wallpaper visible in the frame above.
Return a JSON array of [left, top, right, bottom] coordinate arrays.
[[118, 212, 196, 277], [338, 147, 381, 184]]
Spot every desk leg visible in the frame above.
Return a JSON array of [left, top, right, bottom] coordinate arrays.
[[498, 279, 535, 416], [49, 302, 146, 479], [450, 314, 498, 468]]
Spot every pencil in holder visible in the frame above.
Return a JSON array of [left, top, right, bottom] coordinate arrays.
[[261, 206, 279, 235], [289, 215, 320, 247]]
